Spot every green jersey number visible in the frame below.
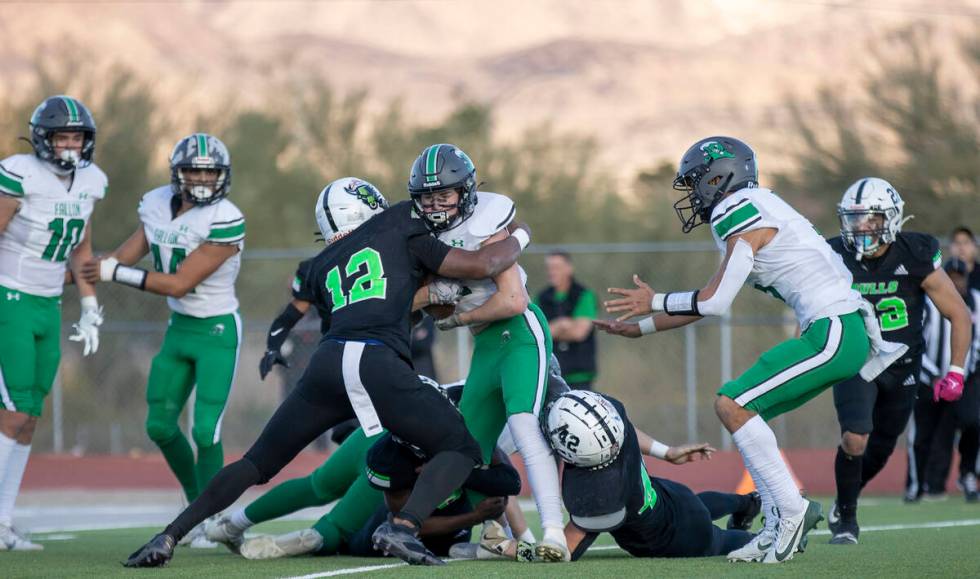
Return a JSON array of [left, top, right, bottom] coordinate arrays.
[[876, 297, 909, 331], [42, 218, 85, 262], [149, 244, 187, 274], [324, 248, 387, 312]]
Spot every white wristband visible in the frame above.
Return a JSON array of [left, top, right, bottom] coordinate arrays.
[[651, 293, 665, 312], [638, 316, 657, 335], [80, 295, 99, 312], [649, 440, 670, 459], [949, 365, 965, 376], [511, 228, 530, 250], [99, 257, 119, 282]]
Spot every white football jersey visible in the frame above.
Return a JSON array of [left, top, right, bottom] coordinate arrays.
[[436, 191, 526, 314], [710, 187, 863, 330], [138, 186, 244, 318], [0, 154, 107, 297]]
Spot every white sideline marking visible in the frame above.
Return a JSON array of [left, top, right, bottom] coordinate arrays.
[[280, 518, 980, 579]]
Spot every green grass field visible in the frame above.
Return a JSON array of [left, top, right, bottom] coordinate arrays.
[[5, 496, 980, 578]]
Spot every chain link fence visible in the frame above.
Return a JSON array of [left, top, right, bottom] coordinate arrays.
[[40, 242, 846, 455]]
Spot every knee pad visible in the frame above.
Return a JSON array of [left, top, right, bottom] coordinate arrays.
[[145, 418, 180, 445]]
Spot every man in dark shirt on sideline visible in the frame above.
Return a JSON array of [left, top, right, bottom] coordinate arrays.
[[535, 251, 599, 390]]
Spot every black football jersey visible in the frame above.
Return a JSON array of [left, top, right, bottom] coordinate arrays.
[[829, 232, 941, 358], [293, 201, 451, 361], [292, 257, 332, 334]]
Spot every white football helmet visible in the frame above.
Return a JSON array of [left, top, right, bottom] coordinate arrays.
[[837, 177, 909, 259], [546, 391, 625, 469], [315, 177, 388, 243]]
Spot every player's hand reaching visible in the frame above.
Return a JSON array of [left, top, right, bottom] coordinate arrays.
[[473, 497, 507, 521], [593, 319, 642, 338], [259, 349, 288, 380], [604, 275, 656, 321], [79, 257, 104, 284], [665, 443, 716, 465]]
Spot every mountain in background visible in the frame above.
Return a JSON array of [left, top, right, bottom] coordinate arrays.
[[0, 0, 974, 175]]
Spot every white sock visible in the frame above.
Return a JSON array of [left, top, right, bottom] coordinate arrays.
[[0, 441, 30, 527], [0, 433, 16, 526], [228, 508, 253, 532], [519, 528, 536, 543], [743, 460, 777, 533], [508, 413, 564, 531], [732, 415, 804, 518]]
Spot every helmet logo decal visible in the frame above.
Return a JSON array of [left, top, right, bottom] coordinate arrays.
[[424, 144, 442, 184], [453, 147, 475, 171], [60, 96, 81, 125], [700, 141, 734, 161], [344, 180, 386, 210], [195, 134, 210, 163]]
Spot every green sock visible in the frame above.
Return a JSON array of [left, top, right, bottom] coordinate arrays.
[[244, 476, 322, 525], [156, 433, 199, 502], [195, 441, 224, 494]]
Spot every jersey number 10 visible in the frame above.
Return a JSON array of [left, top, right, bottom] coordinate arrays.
[[325, 248, 388, 312], [42, 218, 85, 262]]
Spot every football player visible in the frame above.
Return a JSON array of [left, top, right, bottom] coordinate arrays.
[[596, 136, 906, 563], [410, 144, 567, 561], [122, 177, 532, 567], [0, 96, 106, 550], [826, 178, 972, 544], [207, 378, 517, 561], [81, 133, 244, 547], [472, 390, 759, 561]]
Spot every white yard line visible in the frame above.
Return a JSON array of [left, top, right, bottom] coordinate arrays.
[[278, 518, 980, 579]]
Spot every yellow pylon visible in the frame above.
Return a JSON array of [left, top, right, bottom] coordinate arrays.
[[735, 451, 805, 494]]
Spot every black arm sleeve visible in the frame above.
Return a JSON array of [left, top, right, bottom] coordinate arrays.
[[407, 233, 452, 274], [571, 531, 600, 561], [463, 459, 521, 497], [266, 302, 305, 351]]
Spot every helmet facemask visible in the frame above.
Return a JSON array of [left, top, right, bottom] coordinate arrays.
[[672, 168, 733, 234], [838, 208, 899, 259], [176, 167, 228, 205], [412, 184, 476, 232]]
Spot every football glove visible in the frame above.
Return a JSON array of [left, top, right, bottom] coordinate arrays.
[[933, 369, 965, 403], [435, 313, 464, 331], [69, 299, 103, 356], [428, 279, 464, 305], [259, 349, 288, 380]]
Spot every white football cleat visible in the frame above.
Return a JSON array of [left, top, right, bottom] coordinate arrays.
[[762, 499, 823, 564], [240, 529, 323, 560], [0, 524, 43, 551], [179, 518, 218, 549], [534, 526, 570, 562], [205, 514, 245, 554], [728, 505, 779, 562]]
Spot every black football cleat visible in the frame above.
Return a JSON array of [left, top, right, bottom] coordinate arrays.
[[372, 520, 444, 566], [123, 533, 176, 568], [728, 491, 762, 531], [829, 518, 860, 545]]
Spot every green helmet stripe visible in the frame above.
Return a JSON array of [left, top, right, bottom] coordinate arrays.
[[61, 97, 80, 123], [196, 134, 209, 159], [424, 144, 441, 183]]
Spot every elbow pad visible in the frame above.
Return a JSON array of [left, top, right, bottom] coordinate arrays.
[[697, 239, 754, 317]]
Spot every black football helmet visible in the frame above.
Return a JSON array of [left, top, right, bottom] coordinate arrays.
[[672, 136, 758, 233], [407, 143, 478, 232], [29, 95, 97, 171], [169, 133, 232, 205]]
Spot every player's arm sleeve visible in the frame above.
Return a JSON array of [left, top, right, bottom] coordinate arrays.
[[267, 301, 306, 351], [0, 160, 26, 198], [206, 204, 246, 246], [657, 238, 754, 317], [407, 233, 452, 273], [711, 198, 768, 242], [572, 289, 598, 319]]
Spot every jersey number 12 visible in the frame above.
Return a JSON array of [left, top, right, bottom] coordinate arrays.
[[325, 248, 388, 312]]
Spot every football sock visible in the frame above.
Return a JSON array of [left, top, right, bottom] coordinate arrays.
[[0, 438, 28, 527], [733, 415, 804, 519], [244, 476, 320, 525], [227, 508, 253, 533], [519, 528, 536, 543], [0, 433, 15, 526], [156, 432, 199, 502], [196, 441, 224, 494], [399, 450, 475, 528], [697, 491, 744, 520], [508, 412, 564, 531], [743, 458, 777, 533], [165, 458, 262, 541], [835, 445, 862, 517], [859, 431, 900, 490]]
